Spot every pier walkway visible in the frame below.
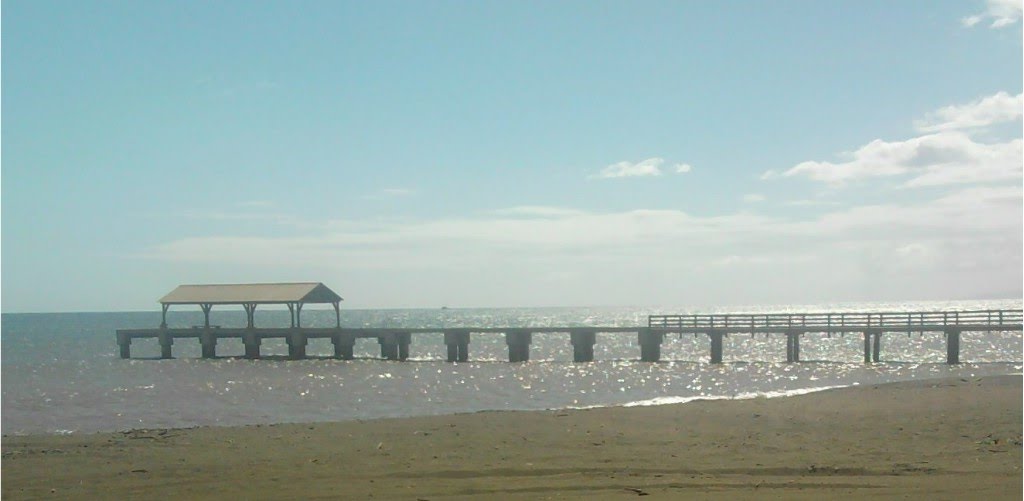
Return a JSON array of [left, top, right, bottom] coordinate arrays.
[[116, 309, 1021, 365]]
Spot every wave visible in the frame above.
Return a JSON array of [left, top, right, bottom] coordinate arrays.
[[566, 384, 851, 410]]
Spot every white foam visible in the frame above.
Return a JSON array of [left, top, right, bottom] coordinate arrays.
[[567, 385, 849, 410]]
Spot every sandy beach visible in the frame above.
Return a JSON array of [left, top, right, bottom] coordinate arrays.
[[3, 375, 1021, 500]]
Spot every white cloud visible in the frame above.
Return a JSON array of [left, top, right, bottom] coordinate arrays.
[[962, 0, 1022, 28], [914, 91, 1023, 132], [743, 194, 766, 203], [593, 158, 665, 178], [592, 158, 693, 179], [962, 15, 983, 27], [780, 132, 1021, 186], [773, 91, 1023, 187]]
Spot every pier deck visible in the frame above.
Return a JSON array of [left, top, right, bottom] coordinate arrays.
[[116, 309, 1022, 364]]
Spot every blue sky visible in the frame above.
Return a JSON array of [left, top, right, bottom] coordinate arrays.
[[3, 0, 1022, 312]]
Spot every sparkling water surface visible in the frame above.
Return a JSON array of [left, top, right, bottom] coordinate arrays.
[[3, 300, 1021, 434]]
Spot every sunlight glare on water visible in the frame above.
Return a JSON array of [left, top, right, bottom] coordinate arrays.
[[1, 299, 1021, 434]]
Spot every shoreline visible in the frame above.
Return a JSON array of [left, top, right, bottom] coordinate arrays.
[[3, 374, 1021, 499], [6, 381, 860, 438], [8, 365, 1022, 437]]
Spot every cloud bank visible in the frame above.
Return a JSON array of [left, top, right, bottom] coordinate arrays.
[[142, 184, 1022, 306]]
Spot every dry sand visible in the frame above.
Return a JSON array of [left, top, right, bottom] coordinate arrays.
[[3, 375, 1021, 500]]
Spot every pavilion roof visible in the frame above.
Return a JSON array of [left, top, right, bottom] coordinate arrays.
[[159, 282, 343, 305]]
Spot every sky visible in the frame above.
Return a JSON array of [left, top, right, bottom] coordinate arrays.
[[2, 0, 1022, 313]]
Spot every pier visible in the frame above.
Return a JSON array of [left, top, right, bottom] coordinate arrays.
[[645, 310, 1022, 364], [116, 283, 1021, 364]]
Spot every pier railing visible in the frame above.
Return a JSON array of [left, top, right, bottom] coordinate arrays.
[[648, 309, 1024, 329]]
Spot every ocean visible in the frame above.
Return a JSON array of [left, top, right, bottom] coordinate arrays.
[[2, 299, 1021, 435]]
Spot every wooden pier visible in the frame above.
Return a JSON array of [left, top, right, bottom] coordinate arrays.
[[116, 309, 1022, 365]]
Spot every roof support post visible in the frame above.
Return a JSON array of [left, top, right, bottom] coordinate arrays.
[[243, 303, 257, 328], [296, 302, 304, 328], [287, 303, 296, 328], [160, 304, 170, 329], [333, 301, 341, 328], [200, 303, 213, 328]]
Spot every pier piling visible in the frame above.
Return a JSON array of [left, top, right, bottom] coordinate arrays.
[[946, 329, 961, 364], [332, 333, 355, 360], [397, 332, 411, 361], [872, 332, 882, 362], [200, 332, 217, 359], [570, 330, 597, 363], [287, 332, 306, 360], [785, 331, 800, 363], [117, 333, 131, 359], [444, 330, 470, 362], [505, 330, 532, 362], [378, 333, 399, 361], [159, 332, 174, 359], [639, 329, 662, 362], [709, 331, 725, 364], [863, 331, 872, 363], [242, 333, 260, 359]]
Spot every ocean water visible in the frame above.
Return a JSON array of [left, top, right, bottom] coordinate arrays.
[[2, 299, 1021, 435]]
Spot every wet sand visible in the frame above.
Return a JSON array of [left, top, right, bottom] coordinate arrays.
[[3, 375, 1021, 500]]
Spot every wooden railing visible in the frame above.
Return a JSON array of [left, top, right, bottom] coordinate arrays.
[[648, 309, 1024, 329]]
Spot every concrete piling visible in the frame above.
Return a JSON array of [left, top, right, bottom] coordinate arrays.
[[332, 333, 355, 360], [872, 332, 882, 362], [200, 332, 217, 359], [946, 329, 961, 364], [785, 331, 800, 363], [570, 330, 597, 363], [117, 333, 131, 359], [638, 329, 663, 362], [242, 333, 260, 359], [159, 332, 174, 359], [444, 330, 470, 362], [505, 330, 532, 362], [378, 333, 399, 361], [709, 331, 724, 364], [286, 332, 306, 360], [397, 332, 411, 361]]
